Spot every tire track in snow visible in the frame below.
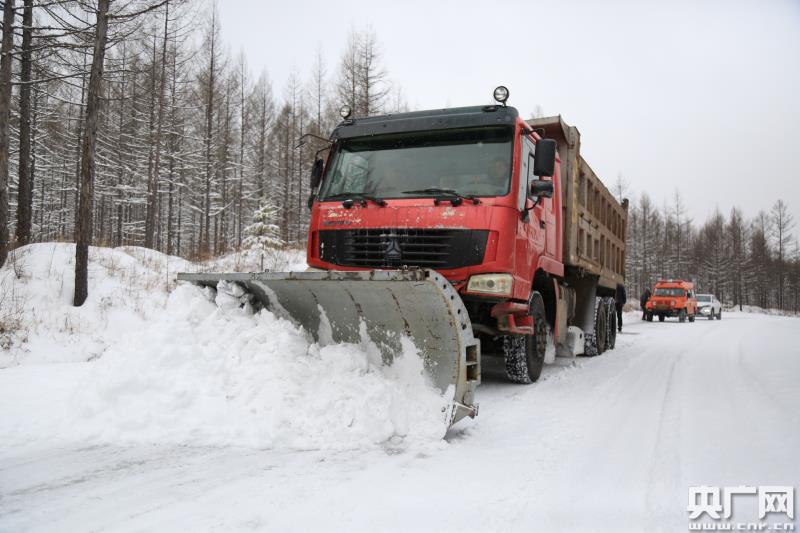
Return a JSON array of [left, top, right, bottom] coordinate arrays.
[[734, 332, 799, 425], [643, 350, 682, 531]]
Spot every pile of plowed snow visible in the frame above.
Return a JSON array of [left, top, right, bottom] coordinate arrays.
[[0, 244, 448, 450]]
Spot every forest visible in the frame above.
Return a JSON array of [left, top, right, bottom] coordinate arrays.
[[0, 0, 796, 312], [0, 0, 400, 262], [623, 189, 797, 313]]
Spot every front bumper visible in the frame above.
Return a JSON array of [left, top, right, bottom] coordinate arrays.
[[649, 306, 683, 317]]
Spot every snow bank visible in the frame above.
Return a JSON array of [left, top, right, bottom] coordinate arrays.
[[200, 246, 308, 274], [0, 243, 190, 366], [1, 243, 448, 450], [725, 304, 799, 317]]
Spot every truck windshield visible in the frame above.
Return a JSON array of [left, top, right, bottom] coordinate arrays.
[[654, 288, 685, 297], [319, 126, 514, 200]]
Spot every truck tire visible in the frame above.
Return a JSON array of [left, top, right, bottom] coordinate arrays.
[[605, 297, 617, 350], [679, 309, 687, 323], [708, 311, 714, 320], [646, 312, 653, 322], [658, 314, 665, 322], [503, 297, 547, 384], [584, 297, 607, 357]]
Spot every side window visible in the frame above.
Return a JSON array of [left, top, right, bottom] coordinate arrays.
[[528, 153, 536, 182], [526, 139, 537, 183], [517, 137, 536, 210], [518, 138, 535, 210]]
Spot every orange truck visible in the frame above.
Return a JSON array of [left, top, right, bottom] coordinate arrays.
[[645, 280, 698, 323]]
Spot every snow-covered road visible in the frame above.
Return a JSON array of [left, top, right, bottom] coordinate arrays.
[[2, 311, 799, 532]]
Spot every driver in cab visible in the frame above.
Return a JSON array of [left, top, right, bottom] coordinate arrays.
[[463, 157, 509, 195]]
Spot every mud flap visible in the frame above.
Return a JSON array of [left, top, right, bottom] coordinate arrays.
[[177, 269, 480, 428]]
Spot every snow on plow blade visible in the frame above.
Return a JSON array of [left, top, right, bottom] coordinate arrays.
[[176, 269, 480, 427]]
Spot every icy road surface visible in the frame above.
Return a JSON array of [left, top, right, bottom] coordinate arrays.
[[2, 312, 799, 532]]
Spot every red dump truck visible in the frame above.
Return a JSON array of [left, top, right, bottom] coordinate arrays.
[[179, 88, 628, 428]]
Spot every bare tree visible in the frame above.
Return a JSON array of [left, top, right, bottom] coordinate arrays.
[[74, 0, 111, 306], [199, 3, 219, 255], [251, 72, 273, 200], [144, 0, 169, 249], [309, 46, 327, 134], [613, 173, 629, 204], [336, 29, 359, 115], [15, 0, 34, 246], [671, 190, 691, 280], [356, 29, 389, 116], [0, 0, 14, 266], [771, 199, 795, 310], [235, 51, 247, 247], [727, 207, 746, 310]]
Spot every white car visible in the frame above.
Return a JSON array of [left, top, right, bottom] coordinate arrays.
[[696, 294, 722, 320]]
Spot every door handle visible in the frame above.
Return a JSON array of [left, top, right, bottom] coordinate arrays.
[[540, 220, 546, 229]]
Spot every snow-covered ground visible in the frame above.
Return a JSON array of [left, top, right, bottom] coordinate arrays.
[[1, 244, 799, 532]]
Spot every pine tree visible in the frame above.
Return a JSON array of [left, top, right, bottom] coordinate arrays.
[[242, 199, 283, 251]]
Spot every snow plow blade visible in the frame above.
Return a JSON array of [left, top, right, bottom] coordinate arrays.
[[176, 269, 480, 427]]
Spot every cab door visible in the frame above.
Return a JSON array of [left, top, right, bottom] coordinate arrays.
[[517, 137, 545, 273]]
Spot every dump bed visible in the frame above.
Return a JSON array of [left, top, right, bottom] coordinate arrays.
[[527, 116, 628, 291]]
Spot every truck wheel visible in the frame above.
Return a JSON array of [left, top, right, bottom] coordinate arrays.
[[708, 311, 714, 320], [646, 312, 653, 322], [503, 298, 547, 384], [658, 315, 665, 322], [583, 297, 607, 357], [606, 297, 617, 350], [679, 309, 687, 323]]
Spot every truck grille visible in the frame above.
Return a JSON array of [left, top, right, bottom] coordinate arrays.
[[319, 229, 489, 269]]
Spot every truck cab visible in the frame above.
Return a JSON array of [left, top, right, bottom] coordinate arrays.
[[307, 104, 562, 304], [307, 105, 565, 359], [645, 280, 698, 322], [305, 94, 627, 384]]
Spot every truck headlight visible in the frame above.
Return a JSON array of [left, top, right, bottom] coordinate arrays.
[[467, 274, 513, 296]]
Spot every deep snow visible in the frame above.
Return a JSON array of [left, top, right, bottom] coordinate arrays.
[[1, 244, 799, 532], [0, 244, 447, 450]]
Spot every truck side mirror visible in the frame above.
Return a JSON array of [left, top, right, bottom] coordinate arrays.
[[310, 159, 324, 189], [530, 180, 554, 198], [534, 138, 557, 177]]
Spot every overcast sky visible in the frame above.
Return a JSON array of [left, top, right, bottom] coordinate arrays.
[[218, 0, 800, 228]]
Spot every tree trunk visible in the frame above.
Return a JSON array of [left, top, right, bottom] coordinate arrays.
[[0, 0, 15, 266], [15, 0, 34, 246], [237, 60, 245, 248], [202, 6, 216, 255], [145, 0, 169, 250], [74, 0, 110, 306], [73, 53, 88, 241], [166, 40, 178, 256]]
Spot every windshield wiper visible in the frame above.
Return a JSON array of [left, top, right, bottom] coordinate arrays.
[[324, 191, 387, 208], [401, 188, 480, 205]]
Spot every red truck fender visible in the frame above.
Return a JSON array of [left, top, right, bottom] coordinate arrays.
[[537, 255, 564, 278]]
